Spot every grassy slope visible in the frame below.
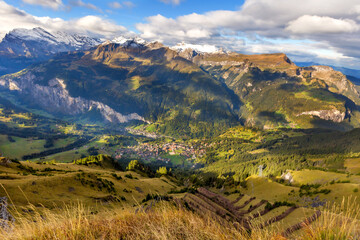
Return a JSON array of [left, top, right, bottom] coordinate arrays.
[[0, 135, 77, 159], [198, 126, 360, 209], [197, 52, 360, 130], [0, 159, 178, 209]]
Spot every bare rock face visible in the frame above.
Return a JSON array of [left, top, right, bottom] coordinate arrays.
[[297, 109, 346, 122], [0, 158, 11, 166], [0, 197, 13, 231], [312, 66, 357, 94], [177, 48, 199, 60], [281, 172, 294, 183], [296, 66, 360, 104], [0, 73, 144, 124]]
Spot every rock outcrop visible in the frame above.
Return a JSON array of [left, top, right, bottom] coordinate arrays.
[[0, 73, 144, 123], [0, 197, 13, 231], [297, 110, 346, 122]]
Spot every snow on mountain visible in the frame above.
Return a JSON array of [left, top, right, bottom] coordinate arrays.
[[0, 27, 102, 75], [0, 27, 102, 58], [171, 42, 221, 54], [111, 36, 147, 47], [104, 37, 224, 55], [111, 36, 130, 45], [53, 31, 101, 49], [3, 27, 101, 50], [8, 27, 58, 43]]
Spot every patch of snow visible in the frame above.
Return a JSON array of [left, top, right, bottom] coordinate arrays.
[[112, 36, 129, 45], [111, 36, 147, 48], [171, 42, 221, 54], [4, 27, 101, 50]]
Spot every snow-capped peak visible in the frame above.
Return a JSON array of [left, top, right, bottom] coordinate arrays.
[[111, 36, 130, 45], [8, 27, 56, 43], [171, 42, 221, 54], [53, 31, 101, 48], [3, 27, 101, 50], [111, 36, 147, 47]]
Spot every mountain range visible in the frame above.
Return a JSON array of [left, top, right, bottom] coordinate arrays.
[[0, 27, 101, 76], [295, 61, 360, 83], [1, 27, 360, 137]]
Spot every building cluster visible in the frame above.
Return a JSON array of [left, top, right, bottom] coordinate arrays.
[[113, 142, 206, 164], [125, 127, 160, 139]]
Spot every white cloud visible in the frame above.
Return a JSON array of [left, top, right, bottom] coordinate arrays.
[[4, 0, 360, 69], [22, 0, 63, 10], [354, 5, 360, 14], [72, 16, 127, 37], [122, 1, 135, 8], [108, 1, 135, 9], [287, 15, 359, 34], [136, 0, 360, 68], [69, 0, 101, 12], [137, 0, 360, 41], [160, 0, 183, 5], [109, 1, 122, 9], [0, 0, 128, 39]]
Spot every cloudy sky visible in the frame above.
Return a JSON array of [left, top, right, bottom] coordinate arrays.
[[1, 0, 360, 69]]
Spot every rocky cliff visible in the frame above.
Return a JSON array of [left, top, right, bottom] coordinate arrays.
[[0, 72, 144, 123]]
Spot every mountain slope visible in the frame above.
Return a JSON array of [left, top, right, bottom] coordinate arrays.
[[0, 27, 101, 76], [0, 41, 241, 137], [2, 38, 360, 134], [182, 49, 360, 130], [296, 61, 360, 80]]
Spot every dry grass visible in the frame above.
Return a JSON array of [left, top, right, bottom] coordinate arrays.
[[0, 195, 359, 240], [0, 202, 248, 240], [300, 197, 360, 240]]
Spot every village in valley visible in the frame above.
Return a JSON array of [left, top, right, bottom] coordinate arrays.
[[112, 141, 207, 166]]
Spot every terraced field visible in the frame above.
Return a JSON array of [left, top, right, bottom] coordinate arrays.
[[177, 187, 320, 238]]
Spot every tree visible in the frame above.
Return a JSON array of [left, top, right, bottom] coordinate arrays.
[[156, 167, 168, 175], [127, 160, 140, 171]]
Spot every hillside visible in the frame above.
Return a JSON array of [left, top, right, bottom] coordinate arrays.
[[0, 157, 358, 239], [0, 155, 178, 208], [185, 50, 360, 130], [0, 41, 240, 137], [0, 115, 359, 239], [2, 39, 360, 135]]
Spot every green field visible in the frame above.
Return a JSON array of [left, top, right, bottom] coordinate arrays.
[[0, 135, 79, 160], [159, 153, 187, 166], [0, 135, 46, 159], [244, 176, 297, 202], [0, 157, 179, 209]]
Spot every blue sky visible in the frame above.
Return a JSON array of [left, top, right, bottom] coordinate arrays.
[[7, 0, 245, 31], [1, 0, 360, 69]]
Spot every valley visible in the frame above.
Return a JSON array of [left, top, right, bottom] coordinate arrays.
[[0, 27, 360, 239]]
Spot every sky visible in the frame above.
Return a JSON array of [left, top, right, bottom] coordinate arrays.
[[1, 0, 360, 69]]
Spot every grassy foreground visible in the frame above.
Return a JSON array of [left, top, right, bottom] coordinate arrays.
[[0, 198, 359, 240]]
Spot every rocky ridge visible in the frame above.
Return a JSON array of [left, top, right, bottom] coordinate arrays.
[[0, 72, 144, 123]]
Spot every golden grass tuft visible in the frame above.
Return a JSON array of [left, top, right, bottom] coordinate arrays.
[[0, 197, 359, 239], [0, 202, 247, 240], [300, 197, 360, 240]]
